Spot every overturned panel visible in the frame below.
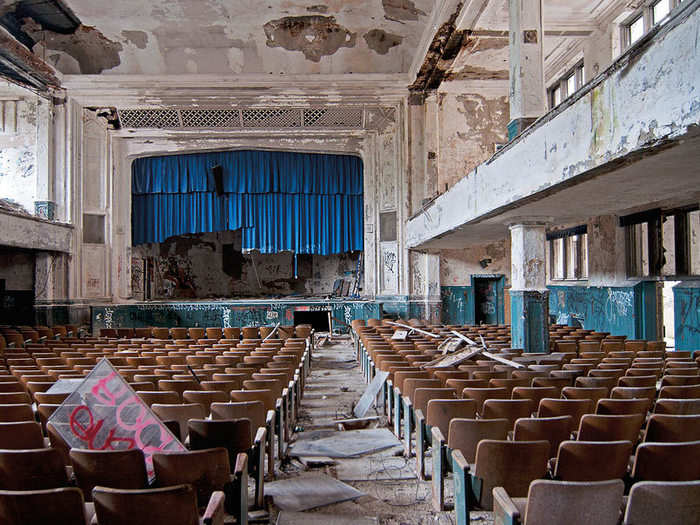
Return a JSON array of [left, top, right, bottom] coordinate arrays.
[[48, 359, 186, 480]]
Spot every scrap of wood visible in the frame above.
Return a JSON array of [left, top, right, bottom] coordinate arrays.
[[421, 347, 484, 369], [451, 331, 525, 369], [263, 322, 281, 342], [450, 331, 478, 346], [386, 321, 441, 339]]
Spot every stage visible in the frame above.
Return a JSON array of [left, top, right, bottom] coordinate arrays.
[[91, 298, 381, 334]]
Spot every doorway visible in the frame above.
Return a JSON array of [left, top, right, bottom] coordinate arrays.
[[293, 310, 330, 332], [473, 276, 504, 325]]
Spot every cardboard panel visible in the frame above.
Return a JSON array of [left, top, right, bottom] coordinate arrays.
[[48, 358, 186, 480]]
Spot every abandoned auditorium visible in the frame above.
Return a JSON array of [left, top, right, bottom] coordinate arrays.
[[0, 0, 699, 523]]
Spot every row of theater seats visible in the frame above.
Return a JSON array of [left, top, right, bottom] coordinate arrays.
[[353, 319, 700, 525], [99, 324, 313, 341], [0, 326, 312, 524], [1, 325, 79, 348]]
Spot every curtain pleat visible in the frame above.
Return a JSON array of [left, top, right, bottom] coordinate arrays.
[[132, 150, 363, 254]]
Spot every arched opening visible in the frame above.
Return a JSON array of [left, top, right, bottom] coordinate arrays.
[[130, 149, 364, 299]]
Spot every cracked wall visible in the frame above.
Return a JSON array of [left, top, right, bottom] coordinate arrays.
[[0, 83, 40, 215], [437, 85, 509, 191], [132, 231, 359, 300]]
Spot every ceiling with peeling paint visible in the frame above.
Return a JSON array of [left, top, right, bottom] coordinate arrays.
[[4, 0, 437, 75], [449, 0, 628, 85]]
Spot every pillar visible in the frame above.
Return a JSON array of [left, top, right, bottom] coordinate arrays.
[[508, 0, 545, 140], [509, 222, 549, 353], [34, 97, 55, 220]]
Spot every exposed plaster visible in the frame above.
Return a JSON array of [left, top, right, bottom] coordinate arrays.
[[263, 15, 356, 62], [364, 29, 403, 55], [23, 20, 122, 74], [382, 0, 427, 23]]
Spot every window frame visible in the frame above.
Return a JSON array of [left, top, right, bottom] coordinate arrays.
[[548, 61, 585, 110], [547, 226, 589, 282], [622, 0, 685, 49]]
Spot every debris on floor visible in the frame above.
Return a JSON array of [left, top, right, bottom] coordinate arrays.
[[265, 474, 364, 512], [289, 428, 401, 458]]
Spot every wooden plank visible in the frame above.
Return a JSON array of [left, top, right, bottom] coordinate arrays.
[[352, 370, 389, 418], [386, 321, 441, 339]]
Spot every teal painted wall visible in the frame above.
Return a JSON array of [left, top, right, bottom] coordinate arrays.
[[674, 282, 700, 351], [548, 282, 658, 339], [91, 300, 380, 334], [441, 286, 474, 325]]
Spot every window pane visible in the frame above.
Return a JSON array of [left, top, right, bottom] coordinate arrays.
[[629, 16, 645, 45], [566, 236, 577, 279], [653, 0, 671, 24], [580, 234, 588, 279], [553, 86, 561, 106], [566, 74, 576, 97]]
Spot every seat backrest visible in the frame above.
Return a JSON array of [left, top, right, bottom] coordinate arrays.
[[136, 390, 180, 407], [631, 441, 700, 481], [0, 448, 68, 490], [182, 390, 229, 411], [577, 413, 644, 442], [69, 448, 148, 502], [595, 398, 651, 415], [659, 384, 700, 399], [473, 439, 549, 510], [413, 388, 455, 413], [187, 419, 251, 470], [553, 440, 632, 481], [0, 487, 88, 525], [152, 448, 230, 506], [618, 375, 657, 388], [623, 480, 700, 525], [92, 484, 199, 525], [653, 398, 700, 415], [513, 416, 572, 458], [0, 421, 45, 449], [525, 479, 624, 525], [561, 387, 609, 405], [447, 418, 510, 464], [512, 386, 559, 406], [426, 399, 476, 438], [211, 401, 265, 437], [461, 387, 509, 413], [537, 398, 593, 433], [481, 399, 535, 428], [645, 414, 700, 443], [0, 403, 34, 423], [151, 403, 206, 442]]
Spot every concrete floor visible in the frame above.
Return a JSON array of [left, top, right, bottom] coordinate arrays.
[[268, 336, 495, 525]]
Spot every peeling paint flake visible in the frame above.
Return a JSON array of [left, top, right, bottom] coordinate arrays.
[[382, 0, 426, 22], [364, 29, 403, 55], [263, 15, 356, 62], [121, 30, 149, 49], [23, 19, 123, 74]]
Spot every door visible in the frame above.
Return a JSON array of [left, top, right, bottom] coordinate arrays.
[[474, 277, 500, 325]]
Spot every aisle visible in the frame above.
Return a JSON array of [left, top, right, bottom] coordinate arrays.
[[267, 335, 489, 525]]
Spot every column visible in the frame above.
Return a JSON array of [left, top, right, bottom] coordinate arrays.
[[509, 222, 549, 353], [508, 0, 545, 140], [34, 97, 55, 220]]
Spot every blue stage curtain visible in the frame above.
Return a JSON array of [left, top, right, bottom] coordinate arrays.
[[132, 150, 363, 255]]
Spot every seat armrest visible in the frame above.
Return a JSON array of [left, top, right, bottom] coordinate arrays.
[[415, 408, 425, 424], [254, 426, 266, 447], [493, 486, 521, 525], [431, 425, 445, 446], [203, 491, 226, 525], [266, 410, 275, 427]]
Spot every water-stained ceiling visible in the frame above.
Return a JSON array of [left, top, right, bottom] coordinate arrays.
[[0, 0, 436, 75]]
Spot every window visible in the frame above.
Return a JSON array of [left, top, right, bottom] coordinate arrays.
[[628, 15, 645, 45], [547, 226, 588, 281], [548, 62, 585, 109], [623, 0, 684, 49], [653, 0, 671, 24], [623, 206, 699, 278]]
